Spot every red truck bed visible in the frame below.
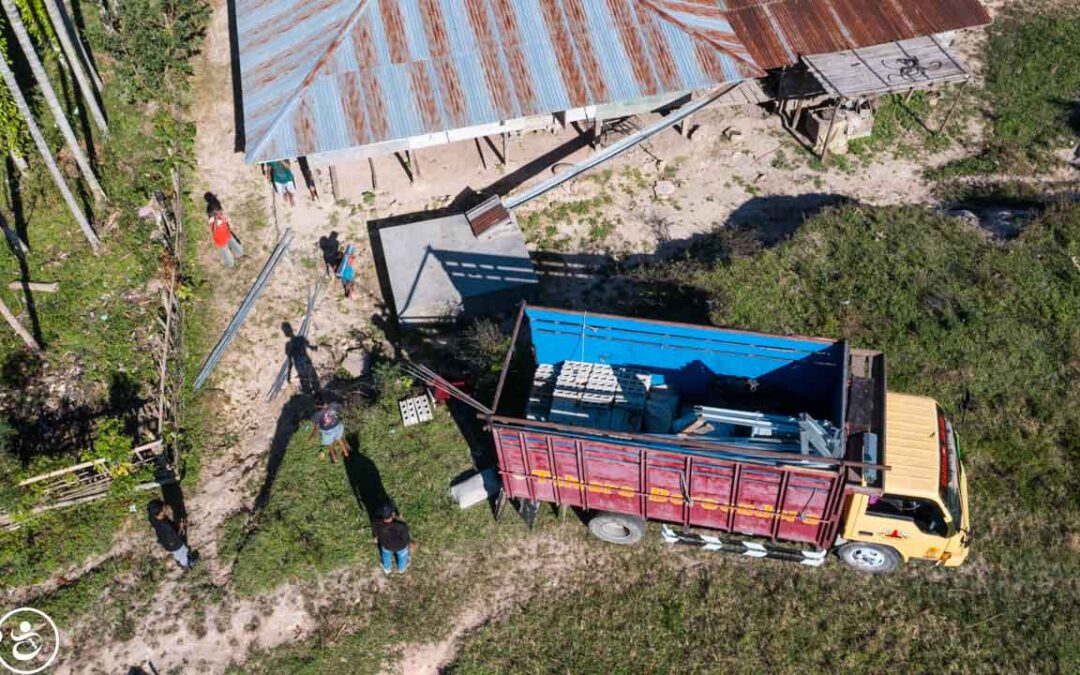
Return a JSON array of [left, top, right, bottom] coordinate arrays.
[[487, 305, 887, 551], [493, 424, 845, 548]]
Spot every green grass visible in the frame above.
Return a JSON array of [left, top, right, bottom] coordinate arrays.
[[0, 0, 209, 590], [847, 92, 956, 160], [451, 536, 1078, 673], [31, 551, 166, 650], [0, 497, 131, 586], [221, 368, 506, 597], [518, 195, 614, 250], [930, 6, 1080, 178]]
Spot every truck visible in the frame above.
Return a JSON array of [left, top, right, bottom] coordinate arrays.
[[485, 305, 971, 574]]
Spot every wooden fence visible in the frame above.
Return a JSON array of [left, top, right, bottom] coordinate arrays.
[[1, 170, 189, 530]]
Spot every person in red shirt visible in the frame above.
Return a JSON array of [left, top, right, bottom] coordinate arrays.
[[205, 192, 244, 268]]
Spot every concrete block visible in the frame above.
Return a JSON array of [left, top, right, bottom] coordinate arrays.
[[450, 468, 502, 509]]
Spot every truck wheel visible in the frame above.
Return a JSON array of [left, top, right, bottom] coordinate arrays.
[[838, 543, 901, 574], [588, 512, 646, 545]]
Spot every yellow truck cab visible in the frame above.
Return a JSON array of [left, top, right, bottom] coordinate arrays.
[[838, 392, 971, 573]]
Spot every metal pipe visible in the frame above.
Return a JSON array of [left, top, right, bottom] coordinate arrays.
[[195, 229, 293, 390]]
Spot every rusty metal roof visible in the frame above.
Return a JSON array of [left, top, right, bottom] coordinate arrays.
[[238, 0, 762, 163], [719, 0, 992, 70]]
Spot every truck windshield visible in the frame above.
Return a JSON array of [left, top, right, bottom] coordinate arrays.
[[938, 408, 963, 526]]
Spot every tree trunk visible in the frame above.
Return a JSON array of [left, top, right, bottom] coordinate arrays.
[[42, 0, 106, 133], [0, 294, 41, 352], [0, 51, 101, 253], [1, 0, 106, 201]]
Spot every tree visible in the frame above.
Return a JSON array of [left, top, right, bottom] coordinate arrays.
[[40, 0, 106, 134], [0, 40, 100, 253], [1, 0, 105, 201], [0, 294, 40, 352]]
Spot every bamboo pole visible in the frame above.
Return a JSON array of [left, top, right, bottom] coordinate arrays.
[[0, 48, 100, 252], [0, 295, 40, 352], [1, 0, 106, 200], [41, 0, 106, 133]]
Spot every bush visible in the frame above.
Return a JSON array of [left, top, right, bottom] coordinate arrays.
[[99, 0, 211, 103]]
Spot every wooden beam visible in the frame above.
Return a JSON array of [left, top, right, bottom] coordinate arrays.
[[8, 281, 58, 293]]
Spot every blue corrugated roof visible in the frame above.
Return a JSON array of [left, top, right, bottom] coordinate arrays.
[[238, 0, 762, 163]]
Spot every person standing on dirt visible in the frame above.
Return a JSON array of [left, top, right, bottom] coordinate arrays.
[[337, 244, 357, 298], [308, 397, 350, 463], [205, 192, 244, 268], [372, 504, 412, 575], [265, 159, 297, 207], [147, 499, 194, 570]]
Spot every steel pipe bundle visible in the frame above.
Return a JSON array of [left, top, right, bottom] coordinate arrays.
[[400, 361, 491, 415], [194, 229, 294, 391]]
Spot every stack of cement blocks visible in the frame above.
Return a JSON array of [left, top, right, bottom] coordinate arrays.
[[549, 361, 594, 427], [537, 361, 652, 431], [525, 363, 556, 421]]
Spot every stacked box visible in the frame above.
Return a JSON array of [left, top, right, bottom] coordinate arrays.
[[531, 360, 655, 432], [526, 363, 556, 421]]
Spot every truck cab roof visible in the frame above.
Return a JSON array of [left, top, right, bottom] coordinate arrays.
[[883, 392, 943, 502]]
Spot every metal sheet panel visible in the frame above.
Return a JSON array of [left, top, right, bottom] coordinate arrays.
[[722, 0, 991, 69], [238, 0, 759, 163]]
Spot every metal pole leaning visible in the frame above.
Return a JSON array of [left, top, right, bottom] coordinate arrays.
[[194, 229, 294, 391]]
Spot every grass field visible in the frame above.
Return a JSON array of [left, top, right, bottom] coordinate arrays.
[[220, 367, 508, 597], [930, 4, 1080, 177]]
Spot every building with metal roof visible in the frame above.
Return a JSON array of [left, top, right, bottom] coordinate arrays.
[[236, 0, 992, 165], [237, 0, 762, 164]]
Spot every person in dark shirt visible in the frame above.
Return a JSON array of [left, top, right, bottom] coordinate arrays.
[[147, 499, 192, 569], [371, 504, 412, 575]]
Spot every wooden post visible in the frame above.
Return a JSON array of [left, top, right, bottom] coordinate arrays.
[[0, 296, 40, 352], [474, 137, 487, 170], [410, 149, 421, 181], [501, 132, 508, 166], [7, 282, 58, 292], [820, 99, 842, 162], [368, 156, 378, 190], [591, 117, 603, 150], [329, 165, 340, 201], [936, 80, 968, 135]]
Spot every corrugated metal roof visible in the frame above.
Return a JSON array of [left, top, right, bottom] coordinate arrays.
[[239, 0, 762, 163], [719, 0, 992, 70]]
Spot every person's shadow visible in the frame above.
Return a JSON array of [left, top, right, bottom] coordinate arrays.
[[318, 231, 341, 278], [342, 431, 392, 523], [283, 321, 320, 396]]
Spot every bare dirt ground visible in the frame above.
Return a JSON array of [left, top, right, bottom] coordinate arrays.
[[46, 0, 1072, 671]]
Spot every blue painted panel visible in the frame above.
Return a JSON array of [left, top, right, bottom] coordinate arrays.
[[524, 307, 844, 415]]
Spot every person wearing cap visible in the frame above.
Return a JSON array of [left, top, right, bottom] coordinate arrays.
[[147, 499, 193, 570], [308, 397, 350, 463], [372, 504, 412, 575]]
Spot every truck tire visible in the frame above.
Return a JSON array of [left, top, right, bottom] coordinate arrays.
[[837, 543, 901, 574], [588, 512, 646, 545]]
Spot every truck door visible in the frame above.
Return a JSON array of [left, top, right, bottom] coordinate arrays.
[[853, 494, 953, 561]]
